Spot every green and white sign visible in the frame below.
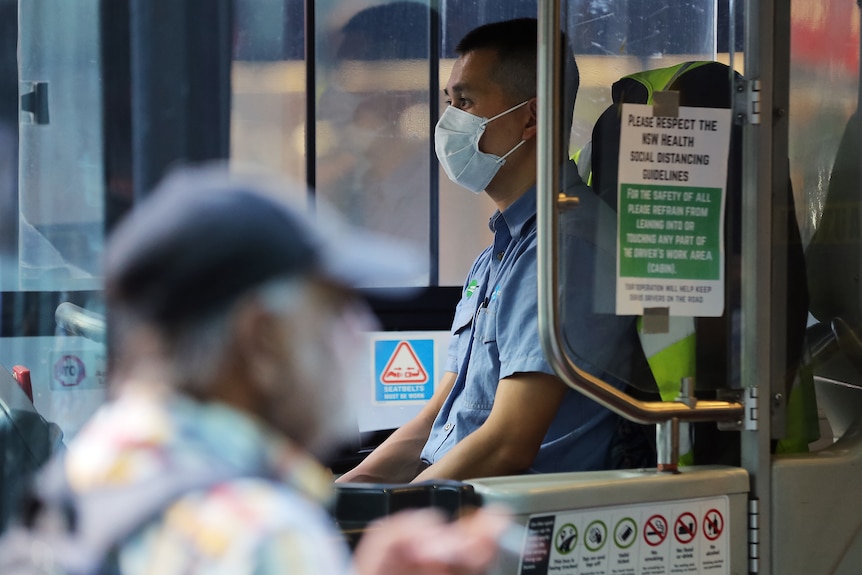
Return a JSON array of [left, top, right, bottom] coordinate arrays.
[[616, 103, 732, 317]]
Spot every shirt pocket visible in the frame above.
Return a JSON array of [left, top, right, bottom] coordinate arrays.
[[475, 299, 498, 344], [448, 299, 476, 370], [451, 299, 475, 336]]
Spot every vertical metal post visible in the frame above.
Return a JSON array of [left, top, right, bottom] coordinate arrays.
[[656, 418, 681, 473], [739, 1, 789, 573], [129, 0, 233, 198], [428, 0, 441, 286], [535, 0, 562, 370], [303, 0, 316, 209], [101, 0, 132, 233]]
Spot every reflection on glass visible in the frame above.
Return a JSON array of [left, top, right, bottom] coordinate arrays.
[[794, 1, 861, 448], [562, 1, 719, 390], [789, 1, 860, 245], [17, 0, 105, 292], [231, 0, 307, 188], [567, 0, 717, 152], [558, 162, 649, 390], [800, 3, 861, 335], [316, 2, 432, 286], [1, 1, 107, 493]]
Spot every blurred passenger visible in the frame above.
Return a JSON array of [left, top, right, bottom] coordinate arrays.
[[339, 18, 651, 484], [15, 167, 508, 575]]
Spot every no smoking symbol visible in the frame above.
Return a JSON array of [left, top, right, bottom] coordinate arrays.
[[644, 514, 668, 546], [675, 512, 697, 544], [54, 355, 85, 387]]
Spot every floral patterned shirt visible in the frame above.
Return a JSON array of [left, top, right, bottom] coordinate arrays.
[[63, 389, 353, 575]]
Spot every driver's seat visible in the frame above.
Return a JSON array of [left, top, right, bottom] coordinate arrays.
[[805, 111, 862, 438]]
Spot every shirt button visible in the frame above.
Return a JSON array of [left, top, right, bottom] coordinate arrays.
[[496, 251, 504, 260], [444, 423, 452, 431]]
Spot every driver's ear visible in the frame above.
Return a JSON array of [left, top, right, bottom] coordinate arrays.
[[521, 98, 538, 141]]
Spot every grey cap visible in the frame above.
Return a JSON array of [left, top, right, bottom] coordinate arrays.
[[105, 167, 421, 326]]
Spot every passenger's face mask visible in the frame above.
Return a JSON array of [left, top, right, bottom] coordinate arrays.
[[434, 100, 529, 194]]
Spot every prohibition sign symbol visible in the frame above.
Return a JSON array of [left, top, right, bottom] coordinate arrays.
[[703, 509, 724, 541], [644, 514, 668, 546], [674, 512, 697, 544]]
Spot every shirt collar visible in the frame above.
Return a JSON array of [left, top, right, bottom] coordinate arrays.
[[488, 185, 537, 240], [216, 401, 335, 505]]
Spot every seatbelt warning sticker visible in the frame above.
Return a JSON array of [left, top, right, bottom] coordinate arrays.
[[616, 103, 731, 317], [518, 496, 729, 575], [374, 339, 434, 402]]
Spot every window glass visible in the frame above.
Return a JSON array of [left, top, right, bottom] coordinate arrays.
[[231, 1, 721, 292], [17, 0, 104, 293], [315, 2, 434, 285], [4, 0, 752, 449], [231, 0, 307, 199], [789, 1, 860, 246], [568, 0, 719, 153], [562, 1, 720, 390], [8, 0, 107, 442]]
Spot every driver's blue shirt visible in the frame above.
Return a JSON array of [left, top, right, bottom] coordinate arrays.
[[420, 179, 640, 473]]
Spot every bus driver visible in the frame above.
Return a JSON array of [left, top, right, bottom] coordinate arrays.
[[339, 18, 650, 484]]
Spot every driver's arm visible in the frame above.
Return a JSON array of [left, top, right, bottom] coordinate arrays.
[[412, 371, 567, 482], [336, 371, 456, 484]]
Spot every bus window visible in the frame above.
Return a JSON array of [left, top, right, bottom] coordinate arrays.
[[315, 2, 435, 286], [568, 1, 722, 154], [8, 0, 107, 441], [18, 0, 104, 294], [231, 0, 307, 193], [1, 0, 757, 456]]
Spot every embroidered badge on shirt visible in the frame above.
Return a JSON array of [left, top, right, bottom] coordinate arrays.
[[465, 280, 479, 298]]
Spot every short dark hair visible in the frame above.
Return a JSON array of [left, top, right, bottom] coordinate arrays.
[[455, 18, 579, 126]]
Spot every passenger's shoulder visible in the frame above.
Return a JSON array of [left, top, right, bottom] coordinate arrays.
[[166, 477, 335, 536]]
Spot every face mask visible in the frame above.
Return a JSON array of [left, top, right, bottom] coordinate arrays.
[[434, 100, 529, 193]]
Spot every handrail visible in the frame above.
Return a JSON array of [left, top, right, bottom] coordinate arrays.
[[535, 2, 743, 426], [55, 302, 106, 343]]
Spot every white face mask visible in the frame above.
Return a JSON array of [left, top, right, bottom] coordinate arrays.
[[434, 100, 529, 193]]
